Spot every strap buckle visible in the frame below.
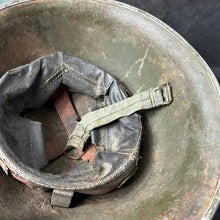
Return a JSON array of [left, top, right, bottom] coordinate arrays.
[[149, 83, 172, 107]]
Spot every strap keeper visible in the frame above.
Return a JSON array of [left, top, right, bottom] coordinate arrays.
[[51, 189, 74, 208], [64, 135, 85, 160]]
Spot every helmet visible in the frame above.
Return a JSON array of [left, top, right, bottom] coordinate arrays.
[[0, 0, 219, 219]]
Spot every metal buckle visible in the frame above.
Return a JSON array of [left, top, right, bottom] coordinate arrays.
[[152, 83, 172, 106], [160, 82, 172, 104]]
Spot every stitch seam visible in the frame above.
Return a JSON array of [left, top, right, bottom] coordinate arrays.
[[29, 70, 63, 106], [66, 70, 96, 88], [38, 70, 63, 94], [38, 68, 62, 91], [38, 72, 63, 96], [64, 63, 105, 92], [64, 63, 98, 84]]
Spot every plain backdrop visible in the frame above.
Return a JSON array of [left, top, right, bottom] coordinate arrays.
[[119, 0, 220, 82]]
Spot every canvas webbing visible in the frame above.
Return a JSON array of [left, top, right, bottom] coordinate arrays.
[[66, 83, 172, 155]]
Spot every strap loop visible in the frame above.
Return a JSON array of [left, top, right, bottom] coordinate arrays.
[[51, 189, 74, 208]]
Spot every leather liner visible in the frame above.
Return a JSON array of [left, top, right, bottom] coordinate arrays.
[[0, 52, 142, 191]]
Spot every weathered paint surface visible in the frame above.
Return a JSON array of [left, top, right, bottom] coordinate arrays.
[[0, 0, 219, 219]]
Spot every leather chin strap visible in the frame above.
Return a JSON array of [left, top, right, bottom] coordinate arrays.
[[49, 82, 172, 208], [45, 85, 79, 161]]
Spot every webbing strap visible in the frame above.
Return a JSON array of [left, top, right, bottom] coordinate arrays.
[[67, 83, 172, 152]]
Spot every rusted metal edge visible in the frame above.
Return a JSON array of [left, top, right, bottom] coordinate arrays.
[[0, 0, 34, 10], [202, 180, 220, 219], [0, 0, 219, 218]]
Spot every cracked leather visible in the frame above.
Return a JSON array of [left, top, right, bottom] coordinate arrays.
[[0, 52, 141, 192]]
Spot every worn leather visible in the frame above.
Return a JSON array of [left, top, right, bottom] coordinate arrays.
[[0, 52, 142, 192]]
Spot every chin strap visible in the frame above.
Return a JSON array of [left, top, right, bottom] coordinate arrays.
[[66, 83, 172, 157]]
